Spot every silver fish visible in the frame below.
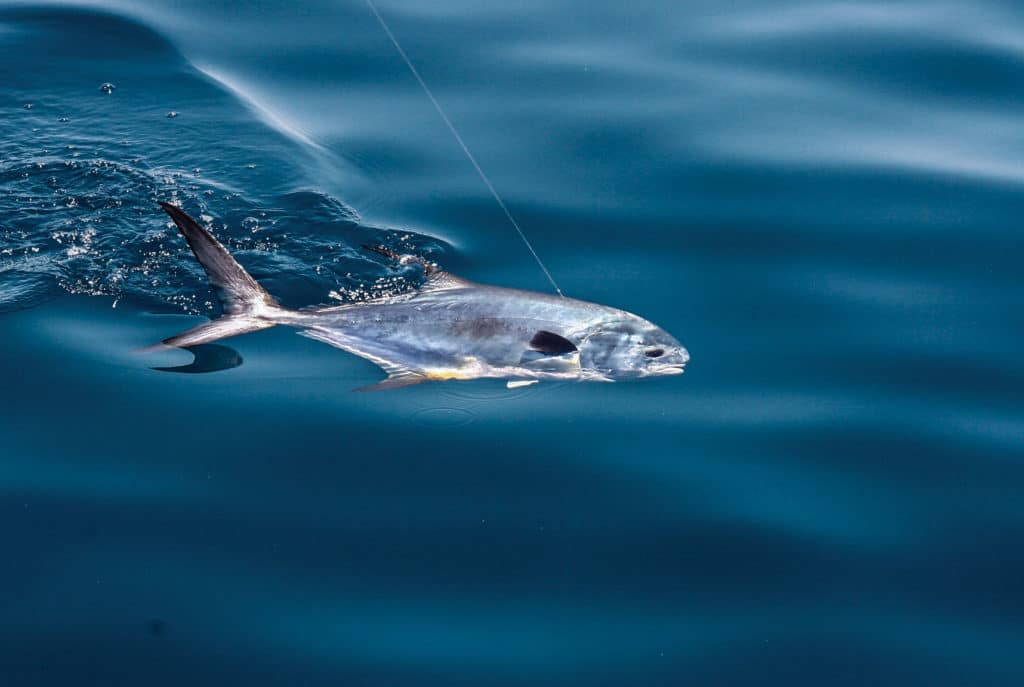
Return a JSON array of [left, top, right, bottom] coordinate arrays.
[[156, 202, 689, 390]]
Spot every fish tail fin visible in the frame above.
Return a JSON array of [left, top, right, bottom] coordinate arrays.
[[160, 316, 276, 348], [157, 201, 283, 347]]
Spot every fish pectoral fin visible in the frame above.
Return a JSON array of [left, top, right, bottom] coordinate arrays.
[[529, 330, 577, 355], [354, 371, 427, 392], [506, 380, 539, 389]]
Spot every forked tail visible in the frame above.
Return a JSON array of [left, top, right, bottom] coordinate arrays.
[[157, 202, 282, 347]]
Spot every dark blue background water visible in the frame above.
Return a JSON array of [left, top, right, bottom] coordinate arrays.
[[3, 1, 1023, 684]]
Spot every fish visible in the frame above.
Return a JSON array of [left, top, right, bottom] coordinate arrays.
[[154, 202, 690, 390]]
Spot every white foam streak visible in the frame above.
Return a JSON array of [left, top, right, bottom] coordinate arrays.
[[195, 65, 325, 153]]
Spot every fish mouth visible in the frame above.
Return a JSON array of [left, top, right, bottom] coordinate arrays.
[[653, 363, 687, 376], [654, 348, 689, 376]]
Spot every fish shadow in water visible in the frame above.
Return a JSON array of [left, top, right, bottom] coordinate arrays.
[[151, 343, 242, 374]]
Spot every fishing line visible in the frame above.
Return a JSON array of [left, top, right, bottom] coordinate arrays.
[[363, 0, 564, 297]]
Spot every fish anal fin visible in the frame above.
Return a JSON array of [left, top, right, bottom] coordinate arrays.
[[529, 330, 577, 355], [354, 371, 427, 392]]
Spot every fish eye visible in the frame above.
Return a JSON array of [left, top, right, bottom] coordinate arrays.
[[644, 348, 664, 358]]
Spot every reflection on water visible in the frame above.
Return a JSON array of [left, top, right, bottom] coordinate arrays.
[[2, 2, 1024, 685], [151, 343, 243, 374]]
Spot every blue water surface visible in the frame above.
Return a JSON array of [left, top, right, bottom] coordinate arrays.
[[2, 1, 1023, 685]]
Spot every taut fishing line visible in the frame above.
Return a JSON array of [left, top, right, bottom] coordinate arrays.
[[363, 0, 564, 297]]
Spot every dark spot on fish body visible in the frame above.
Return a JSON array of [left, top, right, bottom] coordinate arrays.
[[529, 330, 577, 355]]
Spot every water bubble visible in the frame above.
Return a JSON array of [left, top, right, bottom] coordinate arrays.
[[99, 82, 115, 94], [166, 111, 178, 119], [192, 168, 201, 176], [58, 116, 69, 122], [23, 103, 33, 110], [241, 217, 260, 233], [246, 163, 257, 169]]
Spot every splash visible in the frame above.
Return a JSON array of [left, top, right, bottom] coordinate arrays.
[[0, 5, 449, 314]]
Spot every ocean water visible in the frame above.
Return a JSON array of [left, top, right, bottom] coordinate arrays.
[[2, 1, 1023, 684]]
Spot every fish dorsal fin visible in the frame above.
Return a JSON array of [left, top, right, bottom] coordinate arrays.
[[362, 244, 472, 292], [420, 271, 472, 292], [529, 330, 577, 355], [354, 371, 427, 392], [363, 244, 440, 276]]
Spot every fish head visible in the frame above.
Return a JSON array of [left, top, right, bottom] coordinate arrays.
[[578, 316, 689, 379]]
